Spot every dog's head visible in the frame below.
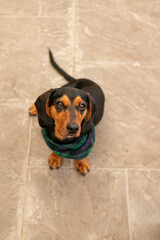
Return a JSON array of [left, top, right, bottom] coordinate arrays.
[[35, 87, 96, 141]]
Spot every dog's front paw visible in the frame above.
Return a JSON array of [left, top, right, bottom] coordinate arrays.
[[75, 158, 90, 176], [29, 104, 38, 116], [48, 152, 62, 170]]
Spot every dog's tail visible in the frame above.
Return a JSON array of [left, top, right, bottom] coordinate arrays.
[[49, 49, 76, 83]]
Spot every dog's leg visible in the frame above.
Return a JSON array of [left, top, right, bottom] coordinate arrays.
[[48, 152, 62, 169], [75, 158, 90, 176], [29, 104, 38, 116]]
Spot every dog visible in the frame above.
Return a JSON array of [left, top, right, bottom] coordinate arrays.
[[29, 49, 105, 175]]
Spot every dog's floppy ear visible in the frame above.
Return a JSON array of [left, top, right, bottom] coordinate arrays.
[[82, 93, 96, 135], [35, 88, 56, 129]]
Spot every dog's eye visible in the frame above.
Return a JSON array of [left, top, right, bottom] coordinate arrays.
[[56, 101, 64, 108], [79, 103, 86, 110]]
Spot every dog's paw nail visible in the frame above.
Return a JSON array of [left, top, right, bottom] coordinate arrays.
[[80, 172, 86, 176]]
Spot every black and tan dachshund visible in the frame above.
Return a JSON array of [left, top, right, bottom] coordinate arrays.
[[29, 50, 105, 175]]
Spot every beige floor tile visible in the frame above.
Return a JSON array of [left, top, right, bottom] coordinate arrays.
[[41, 0, 72, 17], [0, 0, 39, 15], [73, 64, 160, 169], [0, 17, 72, 51], [75, 0, 160, 65], [0, 104, 29, 239], [23, 169, 129, 240], [0, 16, 73, 104], [128, 170, 160, 240]]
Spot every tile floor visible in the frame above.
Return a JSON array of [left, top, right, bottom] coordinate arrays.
[[0, 1, 160, 240]]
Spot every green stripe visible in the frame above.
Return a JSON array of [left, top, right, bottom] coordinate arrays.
[[42, 127, 95, 160]]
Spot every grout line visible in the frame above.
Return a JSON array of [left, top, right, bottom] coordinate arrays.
[[38, 0, 42, 17], [89, 167, 160, 171], [28, 166, 71, 169], [73, 62, 160, 68], [125, 170, 133, 240], [70, 0, 76, 169], [20, 117, 33, 240], [27, 165, 160, 171], [0, 15, 69, 18], [72, 0, 76, 76]]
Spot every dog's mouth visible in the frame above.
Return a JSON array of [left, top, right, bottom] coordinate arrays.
[[57, 129, 80, 139], [66, 131, 80, 138], [56, 129, 80, 140], [66, 133, 77, 138]]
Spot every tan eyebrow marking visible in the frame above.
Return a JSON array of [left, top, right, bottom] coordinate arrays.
[[61, 95, 71, 107], [73, 96, 83, 107]]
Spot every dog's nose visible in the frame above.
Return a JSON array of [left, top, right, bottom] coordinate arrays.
[[67, 123, 79, 134]]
